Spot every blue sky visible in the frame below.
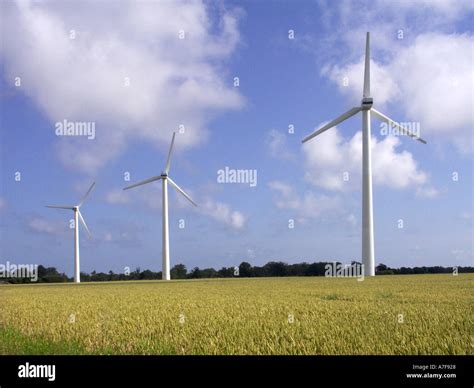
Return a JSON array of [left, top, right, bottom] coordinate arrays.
[[0, 0, 472, 276]]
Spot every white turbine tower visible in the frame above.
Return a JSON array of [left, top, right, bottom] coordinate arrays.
[[302, 32, 426, 276], [46, 182, 95, 283], [123, 132, 197, 281]]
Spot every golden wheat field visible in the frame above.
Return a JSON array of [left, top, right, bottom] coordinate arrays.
[[0, 274, 472, 355]]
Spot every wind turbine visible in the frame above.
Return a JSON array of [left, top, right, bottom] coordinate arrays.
[[46, 182, 95, 283], [123, 132, 197, 281], [302, 32, 427, 276]]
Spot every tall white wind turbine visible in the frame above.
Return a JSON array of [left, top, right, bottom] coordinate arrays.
[[123, 132, 197, 281], [46, 182, 95, 283], [302, 32, 427, 276]]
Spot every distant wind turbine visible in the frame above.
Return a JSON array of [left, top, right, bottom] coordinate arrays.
[[46, 182, 95, 283], [123, 132, 197, 281], [302, 32, 427, 276]]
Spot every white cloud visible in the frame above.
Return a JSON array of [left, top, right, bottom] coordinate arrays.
[[123, 183, 163, 211], [105, 189, 130, 205], [198, 198, 246, 229], [1, 1, 244, 172], [170, 183, 246, 230], [118, 179, 246, 230], [268, 180, 341, 219], [28, 217, 64, 235], [323, 59, 400, 107], [415, 186, 440, 199], [371, 134, 428, 189], [100, 230, 136, 243], [324, 33, 474, 154], [378, 0, 474, 22], [394, 33, 473, 153], [302, 127, 429, 191], [315, 0, 474, 155], [317, 0, 474, 51], [266, 129, 296, 161]]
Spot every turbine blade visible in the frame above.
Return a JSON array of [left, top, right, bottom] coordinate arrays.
[[167, 177, 197, 207], [77, 210, 91, 237], [45, 205, 75, 209], [363, 32, 370, 98], [371, 108, 427, 144], [302, 107, 361, 143], [123, 175, 162, 190], [78, 182, 96, 207], [164, 132, 176, 174]]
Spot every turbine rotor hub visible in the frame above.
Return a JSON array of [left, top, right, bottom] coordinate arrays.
[[361, 97, 373, 110]]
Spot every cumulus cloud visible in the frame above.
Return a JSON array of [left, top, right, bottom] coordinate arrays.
[[268, 180, 341, 220], [91, 219, 145, 246], [302, 126, 429, 191], [198, 198, 246, 230], [100, 229, 138, 244], [0, 0, 244, 172], [116, 179, 246, 230], [105, 189, 130, 205], [316, 0, 474, 154], [317, 0, 474, 53], [395, 33, 473, 153], [324, 33, 474, 153], [28, 217, 64, 235], [167, 182, 246, 229], [117, 181, 163, 211], [377, 0, 474, 22], [415, 186, 440, 199], [266, 129, 296, 161], [322, 59, 400, 107]]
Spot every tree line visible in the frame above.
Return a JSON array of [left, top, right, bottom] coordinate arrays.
[[2, 261, 473, 284]]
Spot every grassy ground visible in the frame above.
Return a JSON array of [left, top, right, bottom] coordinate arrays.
[[0, 274, 472, 355]]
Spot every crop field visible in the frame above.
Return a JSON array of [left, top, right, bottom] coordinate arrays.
[[0, 274, 472, 355]]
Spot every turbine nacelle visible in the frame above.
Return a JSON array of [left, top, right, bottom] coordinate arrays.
[[361, 97, 373, 110], [46, 182, 95, 238]]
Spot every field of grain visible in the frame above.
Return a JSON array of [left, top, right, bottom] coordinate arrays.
[[0, 274, 472, 355]]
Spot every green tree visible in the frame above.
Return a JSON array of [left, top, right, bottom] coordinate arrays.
[[238, 262, 253, 277], [171, 264, 187, 279], [188, 267, 202, 279]]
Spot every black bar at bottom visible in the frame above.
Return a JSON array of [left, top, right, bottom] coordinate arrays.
[[0, 355, 471, 386]]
